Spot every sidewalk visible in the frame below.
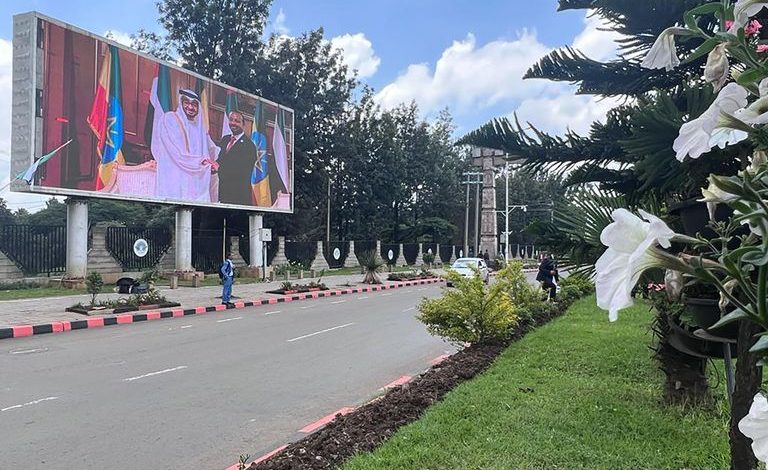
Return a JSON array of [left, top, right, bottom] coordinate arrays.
[[0, 273, 398, 329]]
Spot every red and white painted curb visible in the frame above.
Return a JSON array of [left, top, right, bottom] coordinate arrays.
[[0, 278, 444, 341]]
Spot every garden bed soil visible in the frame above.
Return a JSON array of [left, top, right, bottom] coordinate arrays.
[[266, 287, 330, 295], [248, 299, 571, 470], [65, 301, 181, 316]]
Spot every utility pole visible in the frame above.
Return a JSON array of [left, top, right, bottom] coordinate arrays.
[[505, 161, 509, 262], [461, 171, 482, 258], [326, 177, 331, 243]]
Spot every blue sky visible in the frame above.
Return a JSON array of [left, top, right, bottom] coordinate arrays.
[[0, 0, 622, 210]]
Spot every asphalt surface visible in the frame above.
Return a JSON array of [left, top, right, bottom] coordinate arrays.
[[0, 283, 451, 470]]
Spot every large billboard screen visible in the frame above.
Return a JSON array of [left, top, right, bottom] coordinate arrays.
[[10, 12, 294, 212]]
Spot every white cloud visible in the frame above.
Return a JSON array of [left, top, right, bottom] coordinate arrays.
[[273, 8, 290, 36], [375, 32, 552, 114], [330, 33, 381, 79], [515, 91, 624, 135], [374, 11, 627, 136], [572, 11, 623, 61], [104, 30, 133, 47]]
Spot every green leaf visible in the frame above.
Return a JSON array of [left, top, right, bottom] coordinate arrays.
[[738, 68, 768, 86], [686, 2, 725, 18], [709, 308, 750, 330], [683, 37, 723, 64], [750, 335, 768, 352], [742, 246, 768, 266]]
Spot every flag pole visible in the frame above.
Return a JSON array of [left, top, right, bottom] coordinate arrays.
[[222, 217, 227, 261]]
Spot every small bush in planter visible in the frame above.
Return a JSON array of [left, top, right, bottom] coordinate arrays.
[[281, 281, 294, 291], [86, 272, 103, 307], [358, 250, 384, 284], [423, 252, 435, 268]]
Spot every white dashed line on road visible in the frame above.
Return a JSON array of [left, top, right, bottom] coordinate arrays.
[[180, 325, 193, 329], [10, 347, 48, 355], [122, 366, 188, 382], [331, 300, 346, 304], [1, 396, 59, 413], [357, 296, 369, 300], [217, 317, 243, 323], [263, 311, 281, 315], [287, 323, 356, 343], [402, 306, 415, 312]]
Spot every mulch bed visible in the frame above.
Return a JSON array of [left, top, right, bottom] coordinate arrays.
[[249, 299, 574, 470]]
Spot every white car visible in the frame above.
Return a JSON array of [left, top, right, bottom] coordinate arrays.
[[446, 258, 489, 286]]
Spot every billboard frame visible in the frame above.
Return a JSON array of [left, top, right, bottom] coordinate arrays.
[[11, 11, 295, 214]]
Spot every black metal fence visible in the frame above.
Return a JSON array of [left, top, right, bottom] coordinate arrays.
[[380, 243, 399, 265], [285, 241, 317, 269], [192, 233, 223, 274], [324, 241, 349, 269], [439, 245, 454, 264], [266, 239, 278, 265], [353, 240, 376, 258], [0, 225, 66, 275], [105, 227, 172, 271], [402, 243, 419, 265]]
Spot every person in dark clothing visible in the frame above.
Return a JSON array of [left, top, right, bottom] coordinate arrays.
[[217, 111, 258, 206], [536, 252, 558, 300], [483, 249, 490, 262]]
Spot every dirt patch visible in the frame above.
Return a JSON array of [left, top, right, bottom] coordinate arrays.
[[248, 300, 571, 470]]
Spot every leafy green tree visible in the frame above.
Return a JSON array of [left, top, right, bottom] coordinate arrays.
[[0, 198, 15, 227]]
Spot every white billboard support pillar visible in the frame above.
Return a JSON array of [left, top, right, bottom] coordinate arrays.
[[249, 213, 263, 268], [65, 199, 88, 279], [175, 208, 193, 272]]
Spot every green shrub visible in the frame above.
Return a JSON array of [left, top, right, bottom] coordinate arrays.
[[418, 266, 518, 345], [560, 274, 594, 296], [85, 271, 103, 306], [423, 252, 436, 267], [496, 260, 541, 309], [358, 250, 384, 284]]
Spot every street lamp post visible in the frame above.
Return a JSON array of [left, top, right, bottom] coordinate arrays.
[[505, 162, 509, 262]]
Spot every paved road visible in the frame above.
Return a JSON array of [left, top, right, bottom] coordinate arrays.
[[0, 283, 451, 470]]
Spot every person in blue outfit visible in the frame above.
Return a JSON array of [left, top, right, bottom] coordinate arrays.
[[220, 251, 235, 305]]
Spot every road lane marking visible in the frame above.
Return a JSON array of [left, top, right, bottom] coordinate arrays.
[[122, 366, 188, 382], [10, 347, 48, 355], [357, 296, 369, 300], [263, 310, 281, 315], [331, 300, 346, 304], [381, 293, 392, 297], [1, 396, 59, 412], [417, 288, 428, 291], [402, 307, 415, 312], [217, 317, 243, 323], [300, 305, 317, 310], [287, 323, 355, 343], [180, 325, 193, 329]]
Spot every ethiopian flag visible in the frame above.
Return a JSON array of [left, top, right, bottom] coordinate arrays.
[[250, 101, 272, 207], [87, 44, 124, 190]]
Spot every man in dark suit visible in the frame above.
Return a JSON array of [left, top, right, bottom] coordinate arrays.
[[216, 111, 258, 206]]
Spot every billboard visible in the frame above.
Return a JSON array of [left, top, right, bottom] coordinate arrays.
[[10, 12, 294, 213]]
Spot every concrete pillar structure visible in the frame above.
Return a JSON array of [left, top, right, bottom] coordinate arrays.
[[249, 213, 264, 267], [375, 240, 383, 262], [395, 243, 407, 266], [416, 243, 423, 265], [343, 241, 357, 268], [65, 198, 88, 279], [310, 241, 330, 271], [174, 207, 193, 272], [272, 236, 288, 266]]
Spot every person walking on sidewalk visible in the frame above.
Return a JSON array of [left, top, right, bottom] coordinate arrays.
[[536, 252, 558, 301], [220, 252, 235, 306]]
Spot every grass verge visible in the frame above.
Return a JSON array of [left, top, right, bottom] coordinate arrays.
[[0, 287, 87, 300], [343, 295, 730, 470]]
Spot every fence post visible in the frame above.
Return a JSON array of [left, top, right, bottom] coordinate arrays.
[[272, 236, 288, 266], [416, 243, 423, 266], [310, 241, 330, 272], [396, 243, 406, 267], [344, 241, 357, 268]]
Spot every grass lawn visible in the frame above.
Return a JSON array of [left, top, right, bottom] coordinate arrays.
[[0, 287, 87, 300], [343, 295, 731, 470]]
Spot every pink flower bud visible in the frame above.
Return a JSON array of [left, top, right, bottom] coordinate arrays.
[[758, 44, 768, 53], [746, 20, 763, 36]]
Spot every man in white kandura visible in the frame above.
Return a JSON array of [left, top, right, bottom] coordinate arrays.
[[149, 84, 219, 202]]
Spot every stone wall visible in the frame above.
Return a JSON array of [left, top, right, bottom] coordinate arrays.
[[0, 251, 24, 281]]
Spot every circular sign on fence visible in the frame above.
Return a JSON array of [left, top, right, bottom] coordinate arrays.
[[387, 249, 394, 261], [333, 247, 341, 260], [133, 238, 149, 258], [427, 248, 433, 255]]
